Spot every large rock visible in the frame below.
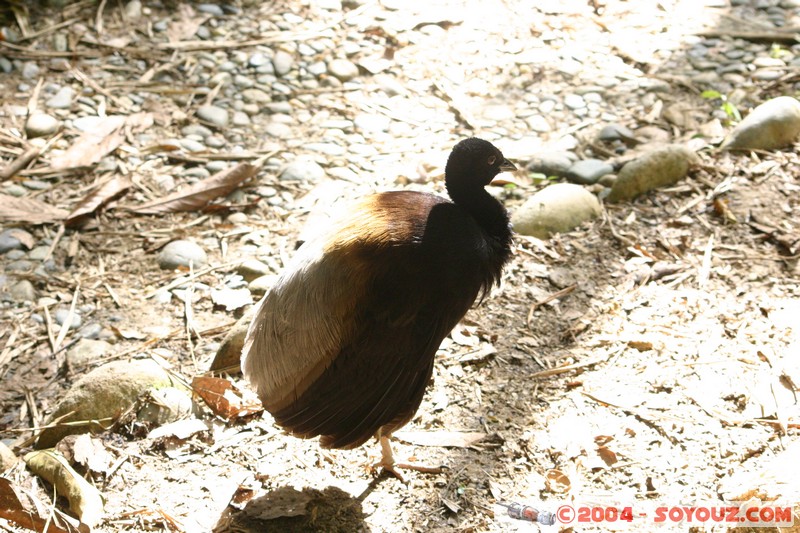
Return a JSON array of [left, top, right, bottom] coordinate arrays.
[[209, 312, 253, 373], [608, 145, 696, 202], [721, 96, 800, 151], [36, 360, 179, 448], [512, 183, 601, 239]]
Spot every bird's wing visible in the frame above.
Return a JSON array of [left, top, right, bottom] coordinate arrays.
[[241, 193, 441, 412]]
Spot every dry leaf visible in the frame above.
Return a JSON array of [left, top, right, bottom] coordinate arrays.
[[0, 478, 83, 533], [192, 376, 262, 420], [450, 324, 479, 347], [3, 228, 35, 249], [597, 445, 618, 466], [210, 287, 253, 311], [24, 449, 105, 528], [167, 4, 211, 43], [50, 113, 153, 170], [147, 418, 209, 440], [70, 434, 114, 475], [392, 430, 487, 448], [129, 162, 261, 215], [0, 193, 69, 224], [544, 469, 571, 493], [65, 176, 131, 227]]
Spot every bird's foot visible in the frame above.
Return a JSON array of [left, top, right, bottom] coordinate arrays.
[[372, 435, 446, 481]]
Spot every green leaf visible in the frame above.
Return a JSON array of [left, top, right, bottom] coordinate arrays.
[[701, 90, 723, 100]]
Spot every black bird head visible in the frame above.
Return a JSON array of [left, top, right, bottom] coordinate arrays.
[[445, 137, 516, 189]]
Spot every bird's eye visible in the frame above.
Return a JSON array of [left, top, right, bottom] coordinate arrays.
[[487, 155, 496, 165]]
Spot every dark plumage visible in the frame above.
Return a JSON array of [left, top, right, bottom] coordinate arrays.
[[241, 138, 515, 477]]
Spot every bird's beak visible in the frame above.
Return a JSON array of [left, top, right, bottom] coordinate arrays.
[[499, 158, 517, 173], [490, 158, 517, 186]]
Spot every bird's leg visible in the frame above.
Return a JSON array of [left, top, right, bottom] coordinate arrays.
[[372, 435, 446, 481]]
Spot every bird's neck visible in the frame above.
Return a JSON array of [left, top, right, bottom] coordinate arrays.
[[447, 184, 512, 247]]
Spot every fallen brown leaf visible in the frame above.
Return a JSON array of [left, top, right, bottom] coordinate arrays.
[[597, 445, 619, 466], [0, 193, 69, 224], [128, 162, 261, 215], [191, 376, 262, 420], [24, 449, 105, 528], [544, 469, 571, 493], [64, 175, 131, 227], [50, 113, 153, 170], [0, 478, 83, 533]]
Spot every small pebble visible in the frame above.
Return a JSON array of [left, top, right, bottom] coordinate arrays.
[[327, 58, 360, 81], [124, 0, 142, 20], [272, 50, 294, 77], [9, 280, 36, 302], [158, 240, 208, 269], [232, 111, 251, 126], [21, 61, 40, 79], [566, 159, 614, 185], [180, 139, 206, 152], [563, 94, 586, 110], [45, 86, 75, 109], [25, 113, 60, 138], [248, 53, 271, 67], [241, 88, 271, 104], [54, 308, 82, 329], [196, 3, 225, 16], [28, 246, 51, 261], [197, 105, 229, 128]]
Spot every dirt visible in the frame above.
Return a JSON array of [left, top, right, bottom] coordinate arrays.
[[1, 1, 799, 532]]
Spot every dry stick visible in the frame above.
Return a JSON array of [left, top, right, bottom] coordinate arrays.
[[143, 259, 247, 299], [202, 81, 224, 107], [95, 0, 108, 34], [697, 234, 715, 289], [27, 77, 44, 115], [0, 146, 42, 179], [183, 264, 199, 372], [53, 284, 80, 353], [42, 306, 57, 353], [526, 284, 577, 330], [18, 17, 82, 43], [23, 387, 41, 429], [104, 283, 122, 308], [529, 357, 605, 379], [0, 40, 100, 59], [42, 224, 65, 263], [602, 208, 636, 247], [0, 327, 18, 364], [71, 67, 131, 111]]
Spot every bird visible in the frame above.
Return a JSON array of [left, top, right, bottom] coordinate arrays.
[[241, 137, 516, 479]]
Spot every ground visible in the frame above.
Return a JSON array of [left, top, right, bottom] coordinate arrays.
[[1, 0, 799, 532]]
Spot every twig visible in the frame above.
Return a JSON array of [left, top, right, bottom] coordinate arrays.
[[95, 0, 108, 34], [143, 259, 247, 299], [42, 224, 65, 263], [526, 284, 577, 329], [697, 234, 714, 289], [53, 284, 80, 353], [18, 17, 82, 42], [602, 208, 636, 247], [529, 357, 605, 378], [43, 306, 56, 353], [27, 77, 44, 115], [71, 67, 131, 111], [0, 146, 42, 179], [104, 283, 122, 308]]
